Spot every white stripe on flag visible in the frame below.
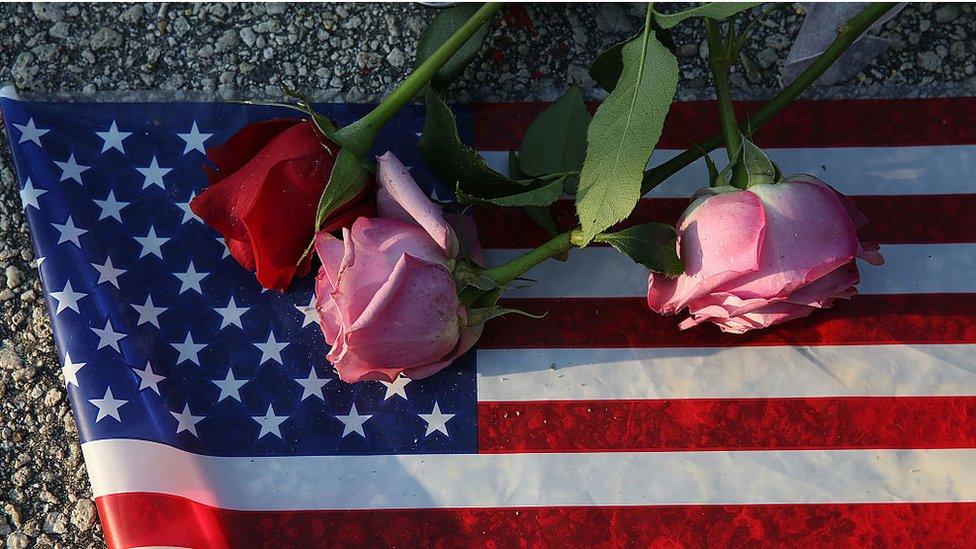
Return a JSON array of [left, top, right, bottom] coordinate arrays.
[[485, 243, 976, 299], [84, 439, 976, 510], [476, 344, 976, 401], [481, 145, 976, 197]]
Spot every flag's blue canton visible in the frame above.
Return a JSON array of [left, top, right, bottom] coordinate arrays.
[[0, 98, 477, 456]]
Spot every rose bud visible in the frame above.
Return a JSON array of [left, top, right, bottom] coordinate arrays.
[[314, 152, 483, 383], [191, 119, 375, 290], [647, 175, 884, 333]]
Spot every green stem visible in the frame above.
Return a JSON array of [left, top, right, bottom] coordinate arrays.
[[483, 229, 578, 285], [334, 2, 504, 157], [704, 20, 740, 162], [641, 2, 897, 195]]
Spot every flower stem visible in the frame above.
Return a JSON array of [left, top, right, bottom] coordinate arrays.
[[335, 2, 504, 157], [704, 19, 740, 162], [640, 2, 897, 195], [483, 229, 579, 285]]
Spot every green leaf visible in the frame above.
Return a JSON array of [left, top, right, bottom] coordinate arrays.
[[455, 178, 564, 208], [419, 89, 516, 193], [314, 148, 370, 229], [740, 134, 777, 187], [588, 40, 626, 92], [416, 3, 493, 89], [575, 28, 679, 244], [523, 205, 559, 237], [652, 2, 763, 29], [518, 86, 590, 177], [511, 153, 560, 238], [420, 90, 562, 207], [594, 223, 683, 276], [696, 144, 723, 186], [508, 150, 527, 179], [589, 24, 676, 94]]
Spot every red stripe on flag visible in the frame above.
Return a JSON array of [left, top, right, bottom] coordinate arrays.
[[481, 294, 976, 348], [472, 97, 976, 150], [478, 397, 976, 453], [475, 195, 976, 248], [97, 492, 976, 548]]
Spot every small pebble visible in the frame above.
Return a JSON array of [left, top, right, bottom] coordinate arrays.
[[69, 500, 96, 532]]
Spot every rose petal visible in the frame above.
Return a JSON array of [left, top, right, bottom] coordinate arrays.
[[204, 119, 301, 184], [786, 262, 860, 308], [647, 191, 766, 313], [332, 217, 448, 328], [445, 213, 485, 266], [315, 231, 346, 283], [376, 152, 460, 256], [243, 151, 336, 289], [789, 174, 869, 229], [225, 236, 256, 271], [403, 322, 484, 380], [313, 231, 346, 343], [721, 180, 859, 300], [719, 301, 816, 333], [344, 254, 461, 369], [331, 351, 405, 384], [857, 241, 885, 266]]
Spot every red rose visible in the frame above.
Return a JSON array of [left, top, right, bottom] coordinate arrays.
[[191, 119, 375, 290]]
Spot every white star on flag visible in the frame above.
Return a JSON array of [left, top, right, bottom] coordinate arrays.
[[53, 215, 87, 247], [294, 366, 330, 401], [131, 295, 166, 328], [252, 404, 288, 439], [177, 121, 214, 154], [13, 117, 50, 146], [53, 153, 91, 184], [176, 194, 200, 224], [215, 236, 230, 259], [170, 404, 206, 437], [89, 386, 128, 423], [173, 261, 209, 294], [212, 367, 248, 403], [254, 332, 289, 365], [295, 295, 319, 328], [172, 332, 206, 366], [92, 256, 126, 288], [134, 226, 169, 259], [91, 318, 127, 353], [418, 402, 455, 437], [93, 190, 130, 222], [50, 280, 87, 315], [19, 178, 46, 210], [137, 156, 172, 189], [133, 362, 165, 394], [95, 121, 132, 154], [380, 376, 411, 401], [61, 351, 86, 388], [215, 296, 249, 329], [335, 403, 372, 438]]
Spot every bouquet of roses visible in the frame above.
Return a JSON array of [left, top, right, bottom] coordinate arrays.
[[191, 2, 892, 383]]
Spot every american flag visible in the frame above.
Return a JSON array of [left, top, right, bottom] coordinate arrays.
[[3, 89, 976, 547]]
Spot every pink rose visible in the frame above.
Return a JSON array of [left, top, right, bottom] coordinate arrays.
[[647, 175, 884, 333], [314, 152, 482, 383]]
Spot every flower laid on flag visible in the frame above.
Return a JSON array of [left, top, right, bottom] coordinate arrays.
[[180, 2, 904, 385], [314, 153, 484, 383], [190, 119, 375, 290], [647, 175, 884, 333]]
